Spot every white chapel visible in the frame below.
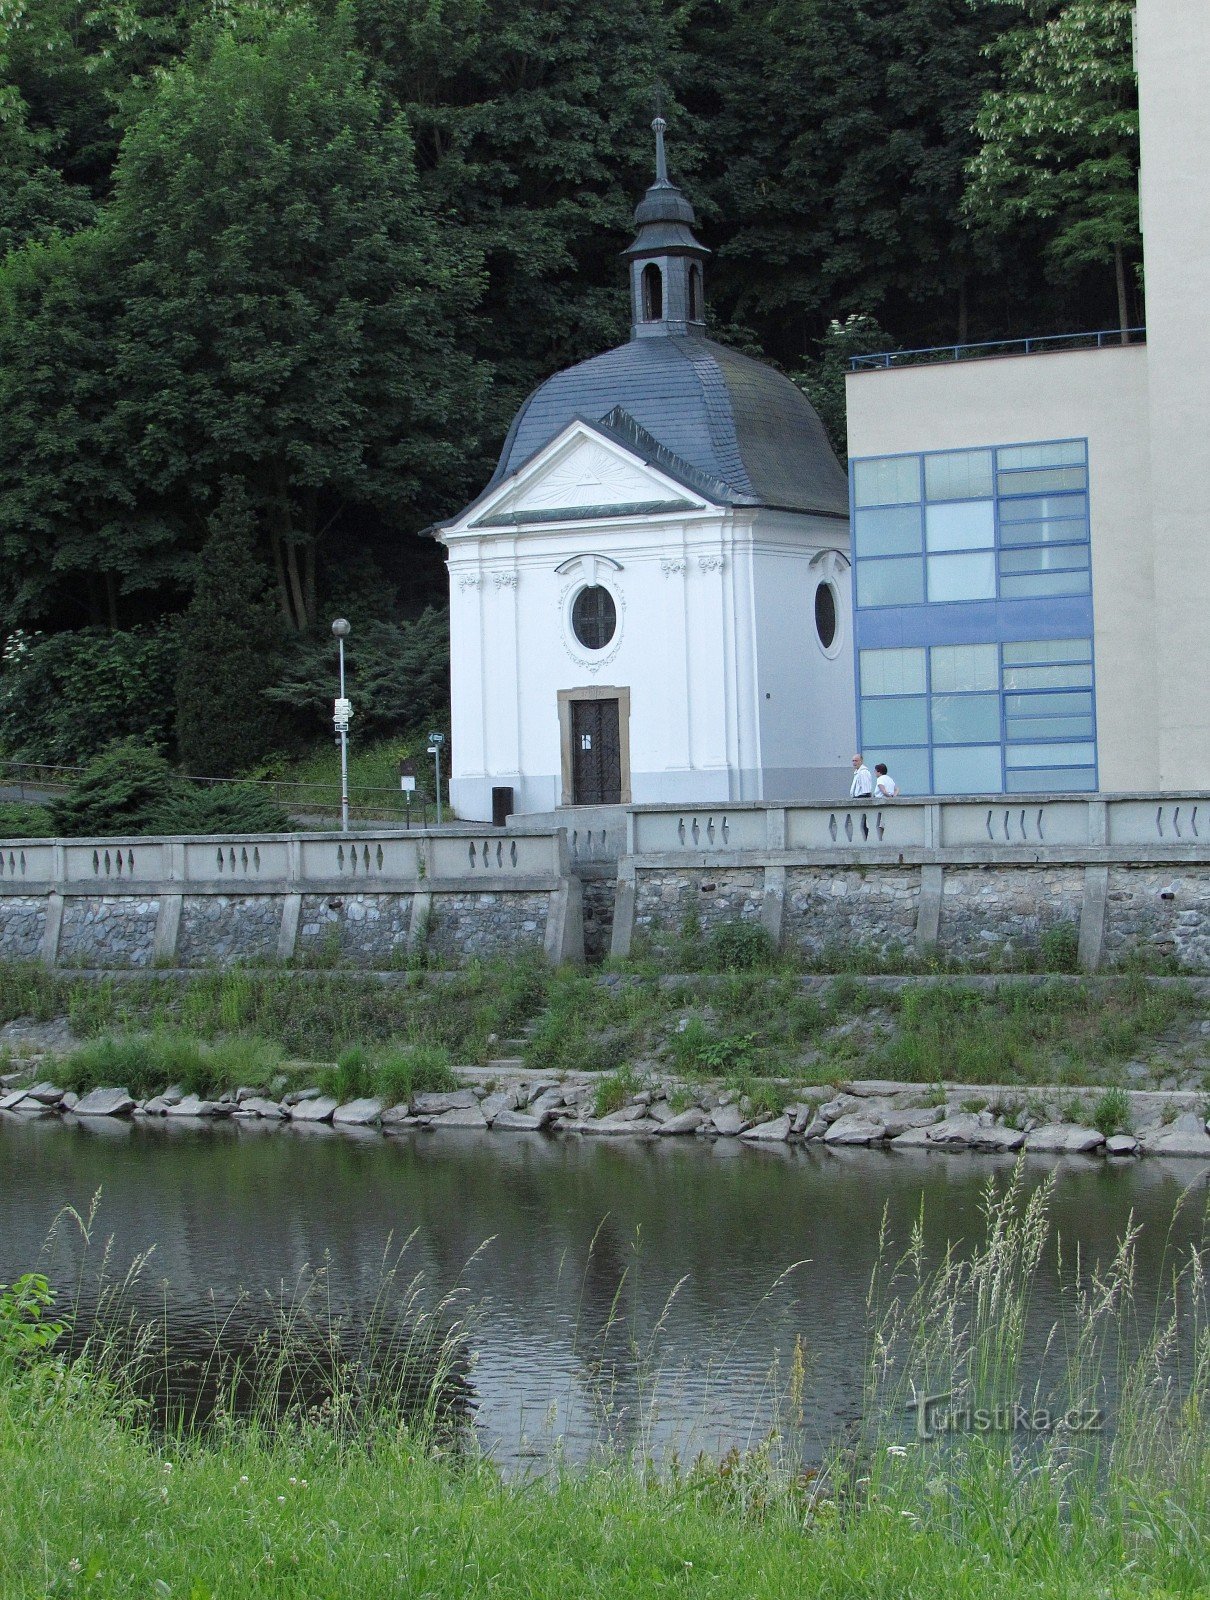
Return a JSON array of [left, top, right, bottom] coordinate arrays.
[[432, 121, 857, 824]]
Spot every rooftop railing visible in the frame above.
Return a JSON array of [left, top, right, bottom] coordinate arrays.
[[850, 327, 1147, 373]]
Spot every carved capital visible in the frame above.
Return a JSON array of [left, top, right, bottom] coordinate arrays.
[[697, 554, 725, 573], [456, 572, 482, 590], [493, 570, 519, 588], [660, 558, 687, 577]]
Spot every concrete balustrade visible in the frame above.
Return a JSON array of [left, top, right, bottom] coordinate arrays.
[[0, 829, 581, 969], [614, 795, 1210, 970], [628, 794, 1207, 858]]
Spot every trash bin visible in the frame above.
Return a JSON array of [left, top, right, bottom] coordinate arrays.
[[491, 786, 514, 828]]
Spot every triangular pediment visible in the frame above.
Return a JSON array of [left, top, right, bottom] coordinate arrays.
[[445, 419, 718, 534]]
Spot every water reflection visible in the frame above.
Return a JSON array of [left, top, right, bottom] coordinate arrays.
[[0, 1116, 1205, 1465]]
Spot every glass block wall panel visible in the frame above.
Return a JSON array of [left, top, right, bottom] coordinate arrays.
[[850, 441, 1097, 794]]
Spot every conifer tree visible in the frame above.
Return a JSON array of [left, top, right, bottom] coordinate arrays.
[[175, 480, 284, 777]]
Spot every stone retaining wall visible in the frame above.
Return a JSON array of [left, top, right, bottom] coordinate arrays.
[[59, 896, 159, 969], [0, 897, 46, 963], [617, 859, 1210, 971], [177, 895, 281, 967], [425, 892, 550, 962], [784, 867, 919, 957]]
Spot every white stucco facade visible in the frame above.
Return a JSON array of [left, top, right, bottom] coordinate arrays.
[[439, 422, 855, 822]]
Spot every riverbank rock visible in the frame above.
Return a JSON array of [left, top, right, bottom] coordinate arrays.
[[968, 1124, 1026, 1152], [236, 1097, 288, 1119], [412, 1089, 478, 1115], [288, 1096, 340, 1124], [25, 1082, 66, 1106], [818, 1094, 862, 1123], [332, 1098, 384, 1126], [656, 1107, 706, 1136], [490, 1108, 543, 1133], [166, 1095, 233, 1118], [709, 1103, 749, 1137], [480, 1087, 523, 1122], [1105, 1134, 1141, 1156], [71, 1087, 135, 1118], [0, 1089, 29, 1112], [824, 1113, 886, 1146], [741, 1114, 791, 1143], [430, 1105, 488, 1129], [1025, 1124, 1105, 1154], [1138, 1113, 1210, 1158]]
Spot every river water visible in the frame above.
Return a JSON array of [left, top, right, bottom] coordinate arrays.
[[1, 1116, 1205, 1465]]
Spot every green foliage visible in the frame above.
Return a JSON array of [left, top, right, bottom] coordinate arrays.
[[319, 1042, 457, 1105], [58, 1030, 284, 1100], [48, 738, 177, 836], [964, 0, 1140, 330], [47, 738, 289, 837], [592, 1065, 641, 1118], [175, 480, 287, 776], [0, 803, 53, 838], [0, 1274, 66, 1364], [142, 781, 290, 836], [0, 625, 179, 765], [264, 610, 451, 745], [105, 9, 487, 634], [704, 921, 777, 973], [1091, 1085, 1131, 1137], [792, 313, 895, 460], [1039, 920, 1081, 973]]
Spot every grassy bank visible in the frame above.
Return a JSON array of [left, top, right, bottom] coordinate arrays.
[[1, 1177, 1206, 1598], [1, 960, 1205, 1104]]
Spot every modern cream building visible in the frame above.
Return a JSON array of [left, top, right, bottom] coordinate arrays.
[[843, 0, 1208, 795]]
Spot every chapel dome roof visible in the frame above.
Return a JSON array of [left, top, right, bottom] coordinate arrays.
[[486, 334, 850, 519]]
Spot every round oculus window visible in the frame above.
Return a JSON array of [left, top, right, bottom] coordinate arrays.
[[814, 581, 837, 650], [571, 585, 617, 651]]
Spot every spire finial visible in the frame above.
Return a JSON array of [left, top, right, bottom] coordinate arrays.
[[652, 114, 668, 185]]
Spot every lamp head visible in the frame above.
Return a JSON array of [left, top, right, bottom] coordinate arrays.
[[331, 617, 351, 640]]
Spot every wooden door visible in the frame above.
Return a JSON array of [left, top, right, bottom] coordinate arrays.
[[571, 698, 621, 805]]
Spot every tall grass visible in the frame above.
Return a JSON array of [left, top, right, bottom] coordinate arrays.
[[0, 1176, 1206, 1595]]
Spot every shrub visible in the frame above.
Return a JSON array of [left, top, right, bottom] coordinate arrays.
[[0, 625, 179, 765], [0, 803, 53, 838], [704, 920, 776, 972], [49, 739, 177, 837], [143, 781, 289, 835], [49, 740, 289, 837], [1039, 920, 1080, 973]]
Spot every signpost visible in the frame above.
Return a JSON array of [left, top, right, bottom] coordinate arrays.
[[426, 732, 445, 826]]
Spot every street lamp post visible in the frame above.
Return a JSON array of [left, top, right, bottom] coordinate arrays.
[[332, 618, 352, 833]]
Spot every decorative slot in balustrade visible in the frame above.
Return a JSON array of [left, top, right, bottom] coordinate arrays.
[[875, 812, 885, 841], [1, 849, 26, 877], [510, 840, 518, 867], [468, 841, 478, 868], [706, 816, 715, 844], [375, 844, 384, 870], [828, 814, 838, 842], [844, 814, 854, 842]]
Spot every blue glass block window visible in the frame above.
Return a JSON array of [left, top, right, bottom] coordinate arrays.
[[850, 441, 1097, 795], [851, 440, 1090, 608], [856, 636, 1098, 796]]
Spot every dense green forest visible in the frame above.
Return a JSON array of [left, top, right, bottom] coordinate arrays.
[[0, 0, 1139, 774]]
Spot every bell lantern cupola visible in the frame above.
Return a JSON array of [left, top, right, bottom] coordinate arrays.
[[623, 117, 709, 340]]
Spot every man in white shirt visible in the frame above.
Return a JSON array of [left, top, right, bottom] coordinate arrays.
[[849, 754, 873, 798]]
